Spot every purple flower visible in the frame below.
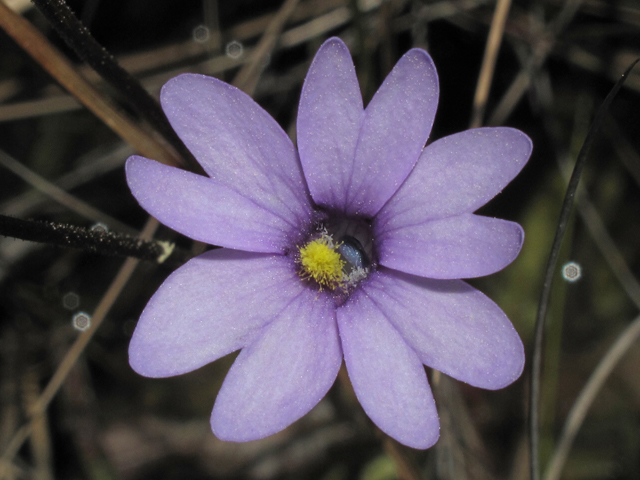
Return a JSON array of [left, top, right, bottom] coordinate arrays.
[[125, 37, 531, 449]]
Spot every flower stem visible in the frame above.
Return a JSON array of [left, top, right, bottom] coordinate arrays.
[[0, 214, 187, 265], [529, 57, 640, 480]]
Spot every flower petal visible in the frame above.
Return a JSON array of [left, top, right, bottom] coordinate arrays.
[[160, 73, 313, 234], [376, 127, 532, 229], [362, 269, 525, 390], [376, 213, 524, 279], [211, 288, 341, 442], [337, 288, 439, 449], [297, 37, 364, 210], [126, 156, 305, 252], [129, 249, 306, 377], [346, 48, 438, 216]]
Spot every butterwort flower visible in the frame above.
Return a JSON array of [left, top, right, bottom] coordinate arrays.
[[125, 37, 531, 449]]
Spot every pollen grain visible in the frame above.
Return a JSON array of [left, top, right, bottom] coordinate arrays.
[[298, 237, 345, 289]]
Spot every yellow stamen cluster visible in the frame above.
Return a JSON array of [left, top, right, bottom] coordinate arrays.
[[298, 235, 345, 289]]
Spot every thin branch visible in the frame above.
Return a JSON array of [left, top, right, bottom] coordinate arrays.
[[233, 0, 301, 95], [1, 143, 132, 218], [469, 0, 512, 128], [0, 147, 134, 234]]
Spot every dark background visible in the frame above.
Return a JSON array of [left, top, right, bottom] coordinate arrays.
[[1, 0, 640, 479]]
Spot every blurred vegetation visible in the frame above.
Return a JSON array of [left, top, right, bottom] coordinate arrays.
[[0, 0, 639, 479]]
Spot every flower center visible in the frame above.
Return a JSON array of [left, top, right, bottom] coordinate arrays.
[[298, 232, 345, 289], [297, 219, 374, 292]]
